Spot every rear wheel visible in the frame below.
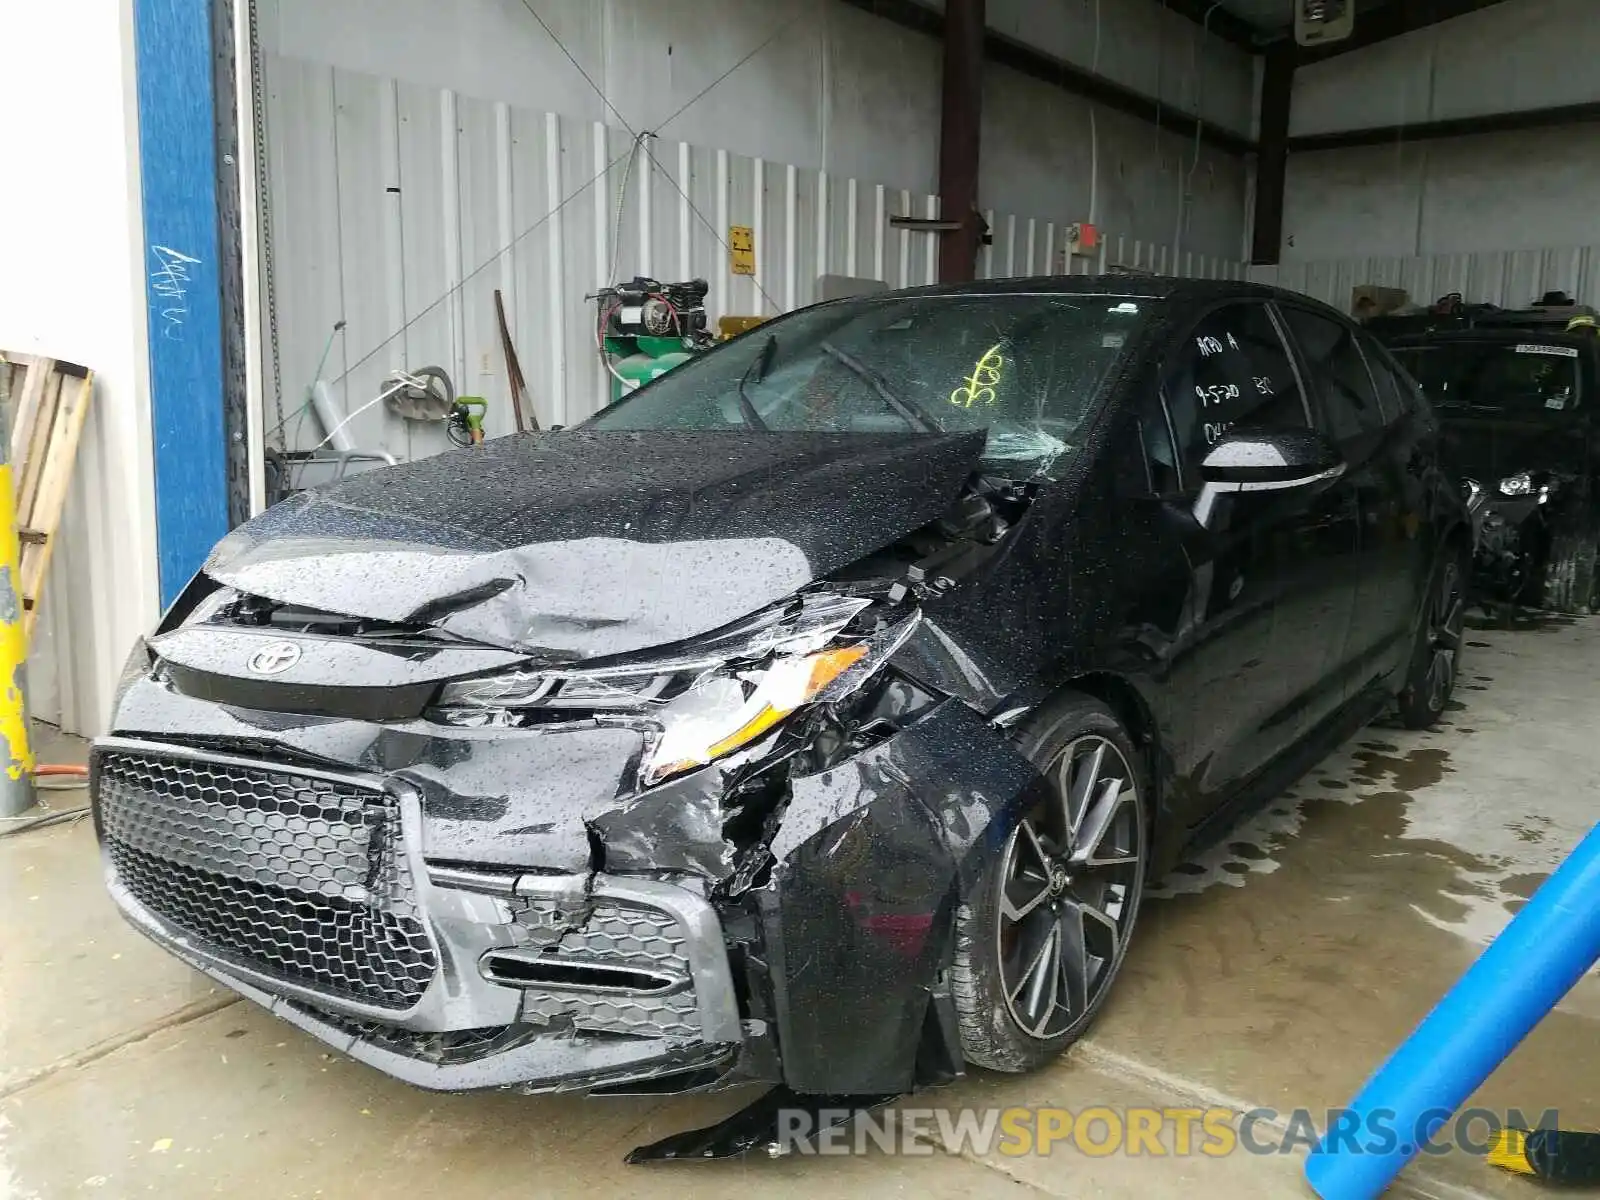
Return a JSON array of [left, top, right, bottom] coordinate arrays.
[[950, 696, 1148, 1073], [1397, 548, 1467, 729]]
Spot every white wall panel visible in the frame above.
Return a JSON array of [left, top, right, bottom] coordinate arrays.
[[917, 0, 1255, 135], [259, 0, 1254, 455], [982, 69, 1250, 263], [263, 0, 1254, 175], [0, 0, 160, 738], [266, 54, 1248, 452], [1252, 241, 1600, 315], [1278, 0, 1600, 271], [1281, 124, 1600, 264], [1294, 0, 1600, 137]]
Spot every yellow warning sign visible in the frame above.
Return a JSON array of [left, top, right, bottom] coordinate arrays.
[[730, 225, 755, 276]]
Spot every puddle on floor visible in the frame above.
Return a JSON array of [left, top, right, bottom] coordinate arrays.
[[1147, 641, 1591, 958]]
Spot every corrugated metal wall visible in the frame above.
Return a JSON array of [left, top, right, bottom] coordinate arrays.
[[26, 394, 129, 736], [262, 54, 1250, 462], [1253, 245, 1600, 315]]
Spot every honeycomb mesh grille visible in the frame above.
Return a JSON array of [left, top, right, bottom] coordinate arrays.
[[511, 897, 701, 1040], [95, 749, 435, 1010]]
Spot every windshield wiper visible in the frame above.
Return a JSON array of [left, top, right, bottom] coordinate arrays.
[[819, 341, 940, 433], [734, 334, 776, 430]]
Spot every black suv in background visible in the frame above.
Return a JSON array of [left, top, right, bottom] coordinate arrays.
[[1389, 322, 1600, 612]]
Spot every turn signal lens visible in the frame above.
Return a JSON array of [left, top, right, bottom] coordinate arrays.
[[646, 643, 868, 784], [704, 645, 867, 759]]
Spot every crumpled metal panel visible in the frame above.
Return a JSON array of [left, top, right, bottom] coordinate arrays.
[[202, 428, 987, 660], [754, 697, 1050, 1095]]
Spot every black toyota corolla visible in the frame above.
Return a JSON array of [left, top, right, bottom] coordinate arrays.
[[94, 278, 1469, 1158]]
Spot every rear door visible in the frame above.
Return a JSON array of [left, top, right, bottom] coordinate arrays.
[[1362, 334, 1449, 671], [1279, 304, 1419, 693], [1150, 301, 1348, 823]]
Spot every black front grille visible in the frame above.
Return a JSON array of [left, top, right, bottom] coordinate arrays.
[[94, 748, 436, 1010]]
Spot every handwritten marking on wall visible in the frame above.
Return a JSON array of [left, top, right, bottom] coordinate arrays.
[[150, 245, 202, 340]]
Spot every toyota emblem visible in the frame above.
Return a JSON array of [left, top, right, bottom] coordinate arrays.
[[246, 641, 302, 676]]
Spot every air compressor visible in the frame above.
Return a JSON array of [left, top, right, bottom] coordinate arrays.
[[593, 276, 717, 403]]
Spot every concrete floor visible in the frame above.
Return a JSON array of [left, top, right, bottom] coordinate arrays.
[[4, 618, 1598, 1199]]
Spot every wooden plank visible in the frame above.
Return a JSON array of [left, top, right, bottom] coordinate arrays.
[[19, 368, 93, 643], [15, 366, 61, 530], [8, 356, 49, 473]]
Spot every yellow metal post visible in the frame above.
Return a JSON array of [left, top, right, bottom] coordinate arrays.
[[0, 388, 34, 816]]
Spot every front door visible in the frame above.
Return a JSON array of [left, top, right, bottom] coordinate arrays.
[[1275, 304, 1395, 718]]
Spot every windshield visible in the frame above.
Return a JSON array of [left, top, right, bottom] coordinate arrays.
[[583, 293, 1149, 469], [1392, 341, 1582, 420]]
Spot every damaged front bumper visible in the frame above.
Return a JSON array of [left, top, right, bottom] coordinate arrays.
[[93, 736, 747, 1095], [1470, 495, 1547, 601], [91, 673, 1046, 1103]]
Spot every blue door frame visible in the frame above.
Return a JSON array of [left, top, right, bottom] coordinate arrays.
[[132, 0, 232, 607]]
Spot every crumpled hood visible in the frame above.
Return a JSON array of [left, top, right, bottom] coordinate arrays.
[[206, 428, 986, 660]]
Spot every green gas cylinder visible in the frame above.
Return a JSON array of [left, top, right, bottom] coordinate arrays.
[[605, 336, 697, 403]]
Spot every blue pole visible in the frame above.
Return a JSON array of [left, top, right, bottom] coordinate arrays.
[[1305, 820, 1600, 1199], [133, 0, 232, 606]]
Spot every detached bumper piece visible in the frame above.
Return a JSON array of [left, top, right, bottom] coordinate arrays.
[[89, 738, 743, 1096], [626, 1086, 898, 1163]]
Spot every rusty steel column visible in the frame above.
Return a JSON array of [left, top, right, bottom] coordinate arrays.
[[937, 0, 986, 282]]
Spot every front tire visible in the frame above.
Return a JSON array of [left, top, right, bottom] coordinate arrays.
[[950, 695, 1149, 1073], [1397, 547, 1467, 729]]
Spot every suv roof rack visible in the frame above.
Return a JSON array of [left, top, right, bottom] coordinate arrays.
[[1472, 304, 1598, 328], [1369, 302, 1599, 342]]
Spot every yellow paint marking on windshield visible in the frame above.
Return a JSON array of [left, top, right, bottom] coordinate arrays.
[[950, 343, 1005, 409]]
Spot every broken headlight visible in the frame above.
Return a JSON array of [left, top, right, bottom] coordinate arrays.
[[432, 593, 920, 786], [1498, 472, 1555, 505]]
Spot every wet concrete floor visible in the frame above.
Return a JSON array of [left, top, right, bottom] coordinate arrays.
[[4, 620, 1597, 1198]]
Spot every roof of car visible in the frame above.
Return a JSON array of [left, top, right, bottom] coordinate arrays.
[[880, 273, 1269, 300], [832, 274, 1350, 316]]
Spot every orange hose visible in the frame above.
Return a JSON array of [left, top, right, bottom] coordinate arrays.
[[35, 764, 88, 777]]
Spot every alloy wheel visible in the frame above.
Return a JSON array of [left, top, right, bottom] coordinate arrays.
[[996, 734, 1144, 1041], [1425, 559, 1466, 711]]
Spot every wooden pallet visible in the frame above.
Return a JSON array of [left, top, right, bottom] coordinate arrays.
[[0, 352, 94, 644]]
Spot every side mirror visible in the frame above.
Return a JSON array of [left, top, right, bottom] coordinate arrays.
[[1194, 428, 1345, 526]]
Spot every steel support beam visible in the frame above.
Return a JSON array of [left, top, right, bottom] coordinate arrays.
[[1251, 44, 1295, 266], [937, 0, 985, 283], [1288, 101, 1600, 152]]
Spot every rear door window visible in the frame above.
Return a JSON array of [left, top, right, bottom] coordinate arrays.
[[1279, 307, 1386, 440], [1163, 302, 1311, 482], [1359, 335, 1415, 425]]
